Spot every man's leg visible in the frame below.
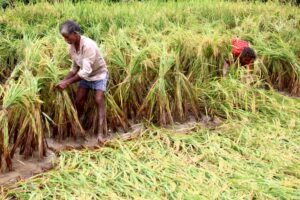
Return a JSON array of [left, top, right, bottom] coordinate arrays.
[[75, 87, 89, 118], [94, 90, 107, 143]]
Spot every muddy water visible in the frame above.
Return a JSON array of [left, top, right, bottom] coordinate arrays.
[[0, 135, 102, 187], [0, 123, 144, 187], [0, 150, 56, 186]]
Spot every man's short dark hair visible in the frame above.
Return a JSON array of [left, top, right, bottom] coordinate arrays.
[[60, 20, 81, 35], [240, 47, 256, 60]]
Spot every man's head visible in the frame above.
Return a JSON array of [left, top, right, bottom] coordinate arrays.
[[60, 20, 81, 45], [239, 47, 256, 66]]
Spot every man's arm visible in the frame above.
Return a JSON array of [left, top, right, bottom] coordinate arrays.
[[57, 46, 96, 90], [65, 74, 82, 85], [57, 73, 82, 90], [64, 60, 80, 81], [223, 57, 231, 77], [57, 61, 80, 90], [63, 71, 77, 81]]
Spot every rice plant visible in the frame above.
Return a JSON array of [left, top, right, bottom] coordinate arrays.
[[0, 71, 46, 171], [9, 70, 46, 160], [41, 57, 85, 140]]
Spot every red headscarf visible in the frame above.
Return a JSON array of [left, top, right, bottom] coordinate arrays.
[[232, 38, 249, 59]]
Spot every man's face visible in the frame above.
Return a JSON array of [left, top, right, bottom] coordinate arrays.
[[62, 32, 77, 44], [240, 56, 253, 66]]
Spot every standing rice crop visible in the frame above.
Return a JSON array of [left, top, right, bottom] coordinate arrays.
[[0, 71, 47, 171]]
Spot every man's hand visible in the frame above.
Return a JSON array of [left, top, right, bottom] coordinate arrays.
[[56, 80, 70, 91], [224, 57, 230, 65]]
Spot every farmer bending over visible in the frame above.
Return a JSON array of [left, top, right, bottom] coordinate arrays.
[[223, 38, 256, 77], [57, 20, 109, 143]]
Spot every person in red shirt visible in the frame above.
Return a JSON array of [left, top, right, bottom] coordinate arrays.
[[223, 39, 257, 77]]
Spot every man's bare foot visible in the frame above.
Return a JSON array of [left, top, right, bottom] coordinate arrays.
[[97, 133, 113, 145], [97, 134, 105, 144]]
